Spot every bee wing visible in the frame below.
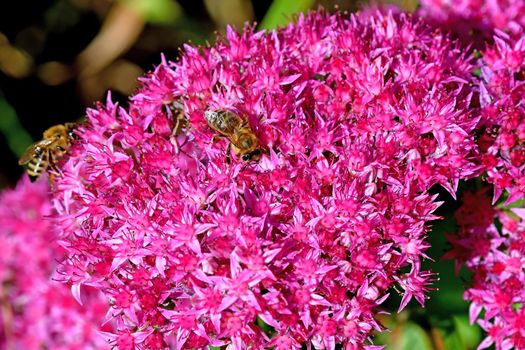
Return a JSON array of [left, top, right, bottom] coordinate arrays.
[[18, 139, 53, 165], [205, 110, 237, 135], [204, 110, 220, 129]]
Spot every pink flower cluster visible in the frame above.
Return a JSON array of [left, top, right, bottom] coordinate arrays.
[[50, 10, 481, 349], [0, 177, 110, 349], [445, 189, 525, 350], [477, 32, 525, 203], [418, 0, 525, 45]]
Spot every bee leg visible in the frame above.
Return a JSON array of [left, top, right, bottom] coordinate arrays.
[[171, 117, 184, 137], [211, 134, 226, 143], [226, 143, 231, 164], [210, 134, 231, 163], [47, 153, 61, 179]]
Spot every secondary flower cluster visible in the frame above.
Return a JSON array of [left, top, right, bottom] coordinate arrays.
[[445, 189, 525, 350], [477, 32, 525, 203], [0, 177, 110, 349], [50, 10, 481, 349], [418, 0, 525, 45]]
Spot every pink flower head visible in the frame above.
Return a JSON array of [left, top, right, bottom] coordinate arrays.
[[418, 0, 525, 46], [450, 189, 525, 350], [0, 177, 110, 349], [51, 10, 480, 348], [477, 32, 525, 203]]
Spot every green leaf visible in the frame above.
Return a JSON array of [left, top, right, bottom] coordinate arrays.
[[444, 332, 466, 350], [122, 0, 182, 24], [256, 316, 274, 335], [0, 92, 33, 158], [499, 198, 524, 210], [259, 0, 316, 30], [453, 315, 481, 349], [375, 321, 433, 350], [399, 322, 434, 350]]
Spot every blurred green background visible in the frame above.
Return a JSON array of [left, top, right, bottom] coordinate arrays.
[[0, 1, 483, 349]]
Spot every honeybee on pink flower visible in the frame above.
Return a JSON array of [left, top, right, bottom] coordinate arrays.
[[18, 122, 77, 182], [204, 109, 263, 162]]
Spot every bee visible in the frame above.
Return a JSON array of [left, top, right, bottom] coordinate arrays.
[[204, 109, 262, 162], [18, 122, 76, 182]]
